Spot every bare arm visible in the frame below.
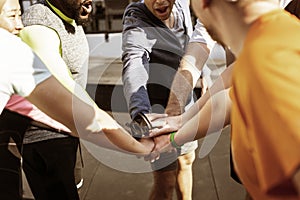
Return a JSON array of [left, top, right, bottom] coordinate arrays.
[[181, 63, 233, 124], [175, 88, 231, 145], [152, 89, 232, 153], [165, 42, 209, 116], [150, 64, 234, 137], [27, 76, 154, 155]]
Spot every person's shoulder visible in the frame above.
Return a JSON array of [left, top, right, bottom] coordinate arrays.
[[22, 3, 51, 24], [23, 3, 48, 16], [124, 2, 146, 18], [123, 2, 163, 29], [123, 2, 147, 30]]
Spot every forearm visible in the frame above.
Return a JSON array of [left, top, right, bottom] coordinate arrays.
[[76, 109, 152, 155], [28, 77, 152, 154], [166, 70, 194, 115], [94, 108, 151, 154], [123, 60, 151, 118], [166, 42, 209, 116], [122, 44, 151, 118], [182, 63, 233, 124], [175, 89, 232, 146]]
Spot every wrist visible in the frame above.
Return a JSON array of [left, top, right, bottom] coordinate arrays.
[[166, 102, 184, 116], [170, 132, 182, 149]]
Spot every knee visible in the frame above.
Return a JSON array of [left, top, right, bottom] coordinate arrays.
[[178, 151, 196, 169]]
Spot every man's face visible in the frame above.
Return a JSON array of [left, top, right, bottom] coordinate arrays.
[[0, 0, 23, 35], [144, 0, 175, 21], [191, 0, 225, 46], [58, 0, 93, 24]]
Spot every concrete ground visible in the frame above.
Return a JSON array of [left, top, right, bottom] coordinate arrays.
[[23, 33, 246, 200], [81, 33, 246, 200]]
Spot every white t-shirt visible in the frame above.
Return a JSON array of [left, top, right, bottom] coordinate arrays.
[[0, 28, 51, 114], [190, 19, 227, 86]]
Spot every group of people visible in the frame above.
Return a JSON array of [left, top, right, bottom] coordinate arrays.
[[0, 0, 154, 199], [147, 0, 300, 200], [122, 0, 300, 199], [0, 0, 299, 200]]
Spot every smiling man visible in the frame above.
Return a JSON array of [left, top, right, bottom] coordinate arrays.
[[1, 0, 93, 199]]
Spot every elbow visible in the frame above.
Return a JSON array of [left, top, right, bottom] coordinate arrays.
[[210, 89, 231, 130]]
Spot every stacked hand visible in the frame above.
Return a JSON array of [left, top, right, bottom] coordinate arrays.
[[140, 113, 183, 162]]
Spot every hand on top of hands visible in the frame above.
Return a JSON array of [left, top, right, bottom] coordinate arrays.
[[149, 115, 182, 137], [140, 113, 183, 162], [134, 113, 183, 162]]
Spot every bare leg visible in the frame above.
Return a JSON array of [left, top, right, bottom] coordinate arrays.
[[176, 151, 196, 200]]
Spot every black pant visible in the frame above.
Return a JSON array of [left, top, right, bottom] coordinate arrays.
[[22, 136, 79, 200], [0, 109, 31, 200]]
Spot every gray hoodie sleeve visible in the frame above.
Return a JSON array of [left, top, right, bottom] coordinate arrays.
[[122, 25, 156, 119]]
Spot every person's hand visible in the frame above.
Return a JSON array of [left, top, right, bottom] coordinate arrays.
[[125, 113, 167, 138], [153, 134, 174, 153], [139, 137, 155, 154], [147, 134, 176, 162], [149, 115, 182, 137], [145, 113, 167, 128], [135, 138, 155, 159]]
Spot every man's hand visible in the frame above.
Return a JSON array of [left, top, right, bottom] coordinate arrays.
[[150, 115, 182, 137], [146, 134, 176, 162], [145, 113, 168, 128], [139, 138, 155, 154], [153, 134, 174, 153], [126, 113, 168, 138]]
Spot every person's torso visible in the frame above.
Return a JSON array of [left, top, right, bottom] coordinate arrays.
[[6, 3, 89, 142], [230, 9, 300, 199], [0, 29, 51, 113], [123, 2, 191, 105], [22, 3, 89, 88]]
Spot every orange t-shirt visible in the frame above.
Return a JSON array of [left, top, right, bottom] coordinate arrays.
[[230, 10, 300, 199]]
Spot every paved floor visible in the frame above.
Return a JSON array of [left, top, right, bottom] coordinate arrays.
[[23, 33, 246, 200], [78, 125, 246, 200], [80, 33, 246, 200]]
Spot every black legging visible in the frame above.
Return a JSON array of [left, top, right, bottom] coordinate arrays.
[[0, 109, 31, 200]]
